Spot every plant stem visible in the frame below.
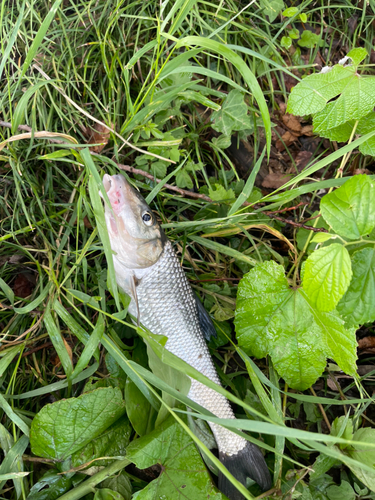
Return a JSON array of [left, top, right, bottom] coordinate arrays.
[[57, 459, 130, 500]]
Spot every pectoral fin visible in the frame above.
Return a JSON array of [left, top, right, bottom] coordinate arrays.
[[194, 293, 217, 341]]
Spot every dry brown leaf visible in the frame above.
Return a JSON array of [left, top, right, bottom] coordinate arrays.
[[353, 168, 371, 176], [281, 114, 302, 133], [301, 125, 314, 136], [327, 377, 340, 392], [262, 171, 293, 189], [358, 336, 375, 352], [276, 130, 299, 151], [295, 150, 313, 171], [13, 274, 34, 298], [86, 123, 112, 153]]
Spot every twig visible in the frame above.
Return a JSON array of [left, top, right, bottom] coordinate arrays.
[[0, 122, 328, 233], [116, 163, 213, 202], [0, 120, 32, 132], [264, 213, 328, 232], [266, 202, 307, 214], [22, 342, 53, 358], [310, 386, 331, 431]]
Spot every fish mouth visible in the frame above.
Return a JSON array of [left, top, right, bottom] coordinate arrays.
[[103, 173, 116, 198]]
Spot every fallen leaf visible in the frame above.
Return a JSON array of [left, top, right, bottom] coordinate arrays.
[[85, 123, 112, 153], [294, 150, 313, 171], [13, 274, 34, 298], [353, 169, 371, 176], [358, 336, 375, 352], [281, 114, 302, 133], [276, 130, 299, 151], [262, 171, 293, 189], [301, 125, 314, 136]]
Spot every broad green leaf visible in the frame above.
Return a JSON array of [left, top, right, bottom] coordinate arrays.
[[260, 0, 284, 22], [311, 233, 336, 244], [287, 64, 355, 116], [235, 261, 356, 390], [27, 470, 72, 500], [357, 111, 375, 156], [282, 7, 298, 16], [101, 472, 132, 500], [287, 63, 375, 128], [280, 36, 292, 49], [211, 134, 232, 149], [72, 417, 132, 467], [309, 453, 340, 480], [313, 72, 375, 133], [126, 416, 223, 500], [347, 47, 368, 67], [347, 428, 375, 491], [337, 247, 375, 327], [317, 120, 355, 142], [30, 388, 126, 460], [175, 169, 193, 189], [326, 481, 355, 500], [94, 489, 125, 500], [211, 90, 251, 136], [359, 136, 375, 157], [298, 31, 321, 48], [320, 174, 375, 240], [303, 244, 352, 312], [208, 184, 235, 201], [288, 28, 300, 39]]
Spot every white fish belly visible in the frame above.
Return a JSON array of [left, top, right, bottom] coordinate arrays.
[[134, 241, 247, 456]]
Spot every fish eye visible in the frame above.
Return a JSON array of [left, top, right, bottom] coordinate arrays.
[[142, 211, 153, 226]]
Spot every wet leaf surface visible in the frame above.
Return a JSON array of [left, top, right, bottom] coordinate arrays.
[[126, 415, 223, 500]]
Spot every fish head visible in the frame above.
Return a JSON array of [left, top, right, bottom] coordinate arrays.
[[102, 173, 165, 269]]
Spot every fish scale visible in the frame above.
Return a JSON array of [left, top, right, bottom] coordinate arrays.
[[129, 239, 247, 457]]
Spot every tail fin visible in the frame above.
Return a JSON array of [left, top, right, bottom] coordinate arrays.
[[218, 442, 272, 500]]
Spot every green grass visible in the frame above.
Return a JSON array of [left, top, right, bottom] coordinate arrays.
[[1, 0, 375, 499]]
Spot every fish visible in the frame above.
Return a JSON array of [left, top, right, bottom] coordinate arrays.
[[101, 173, 272, 499]]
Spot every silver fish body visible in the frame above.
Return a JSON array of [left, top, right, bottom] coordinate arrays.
[[102, 174, 271, 499]]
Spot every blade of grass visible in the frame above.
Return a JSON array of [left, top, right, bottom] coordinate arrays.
[[228, 146, 266, 215], [84, 150, 121, 311], [71, 313, 104, 379], [188, 234, 258, 266], [6, 363, 99, 400], [0, 435, 29, 491], [19, 0, 63, 80], [44, 301, 73, 380], [0, 394, 30, 436], [0, 0, 25, 85], [173, 35, 272, 156]]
